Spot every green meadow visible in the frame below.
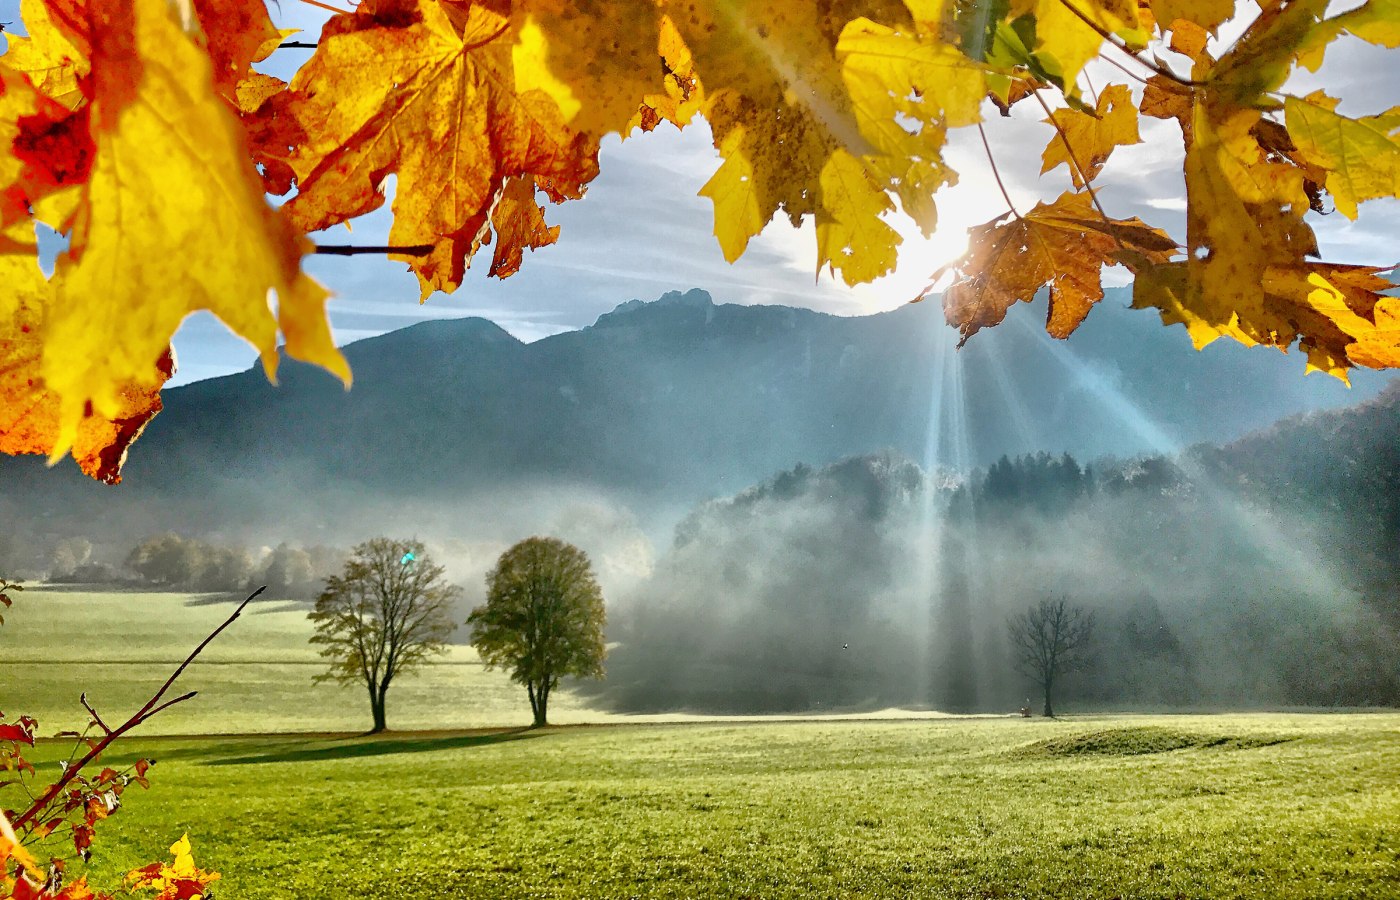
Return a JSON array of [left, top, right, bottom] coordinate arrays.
[[5, 591, 1400, 898], [26, 715, 1400, 899]]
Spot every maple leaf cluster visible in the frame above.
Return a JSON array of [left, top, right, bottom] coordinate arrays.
[[0, 0, 1396, 480]]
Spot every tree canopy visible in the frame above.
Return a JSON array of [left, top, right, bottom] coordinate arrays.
[[469, 537, 607, 727], [0, 0, 1396, 480]]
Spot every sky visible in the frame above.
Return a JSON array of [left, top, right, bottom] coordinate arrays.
[[2, 0, 1396, 385]]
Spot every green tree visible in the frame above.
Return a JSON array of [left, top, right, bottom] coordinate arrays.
[[1008, 597, 1095, 718], [469, 537, 607, 728], [310, 538, 458, 733]]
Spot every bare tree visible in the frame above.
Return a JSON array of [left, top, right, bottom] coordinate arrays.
[[1008, 597, 1095, 718], [310, 538, 459, 733]]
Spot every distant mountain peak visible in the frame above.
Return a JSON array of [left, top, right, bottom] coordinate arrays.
[[595, 288, 714, 326]]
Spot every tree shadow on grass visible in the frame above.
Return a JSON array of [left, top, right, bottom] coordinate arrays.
[[205, 729, 538, 766]]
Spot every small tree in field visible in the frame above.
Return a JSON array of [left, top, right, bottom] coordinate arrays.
[[310, 538, 459, 733], [469, 537, 607, 728], [1008, 597, 1095, 718]]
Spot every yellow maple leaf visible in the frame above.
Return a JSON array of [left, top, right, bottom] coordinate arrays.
[[1285, 92, 1400, 220], [0, 252, 171, 482], [1, 0, 89, 110], [681, 1, 884, 284], [815, 147, 902, 284], [7, 0, 347, 465], [126, 833, 220, 899], [1040, 82, 1141, 189], [933, 190, 1178, 343], [1297, 0, 1399, 71], [837, 13, 985, 236], [1025, 0, 1145, 90], [513, 0, 666, 139]]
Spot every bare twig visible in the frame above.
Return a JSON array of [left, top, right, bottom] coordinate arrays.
[[78, 694, 110, 736], [313, 244, 435, 257], [279, 41, 318, 49], [978, 122, 1020, 219], [12, 588, 265, 830]]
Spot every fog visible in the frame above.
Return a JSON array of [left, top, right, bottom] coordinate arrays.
[[588, 452, 1399, 714]]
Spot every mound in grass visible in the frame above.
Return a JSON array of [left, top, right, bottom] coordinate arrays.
[[1017, 727, 1292, 758]]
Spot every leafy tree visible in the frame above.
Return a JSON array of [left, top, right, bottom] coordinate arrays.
[[309, 538, 458, 733], [1, 0, 1397, 479], [469, 537, 607, 728], [1008, 597, 1096, 717]]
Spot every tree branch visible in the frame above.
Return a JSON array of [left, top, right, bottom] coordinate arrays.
[[12, 588, 264, 830]]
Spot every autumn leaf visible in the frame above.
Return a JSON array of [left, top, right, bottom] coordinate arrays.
[[261, 0, 611, 297], [837, 13, 986, 236], [1, 0, 348, 468], [1, 0, 89, 110], [486, 176, 560, 279], [1151, 0, 1233, 36], [1040, 82, 1141, 188], [931, 190, 1178, 344], [191, 0, 285, 105], [1019, 0, 1146, 90], [0, 251, 173, 482], [1297, 0, 1400, 71], [1285, 92, 1400, 219], [125, 834, 219, 900]]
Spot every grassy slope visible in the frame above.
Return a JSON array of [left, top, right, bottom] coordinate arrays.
[[25, 714, 1400, 899]]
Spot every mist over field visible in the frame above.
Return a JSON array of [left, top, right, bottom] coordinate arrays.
[[4, 289, 1399, 717]]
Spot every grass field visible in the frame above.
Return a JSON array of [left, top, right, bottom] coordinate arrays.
[[20, 714, 1400, 899], [0, 588, 603, 733], [6, 590, 1400, 898]]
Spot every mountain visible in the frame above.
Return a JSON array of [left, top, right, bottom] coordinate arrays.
[[1, 287, 1390, 542]]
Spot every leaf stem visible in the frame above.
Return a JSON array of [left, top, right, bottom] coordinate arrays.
[[294, 0, 353, 14], [1031, 90, 1110, 219], [1055, 0, 1202, 87], [978, 122, 1020, 220], [313, 244, 435, 257]]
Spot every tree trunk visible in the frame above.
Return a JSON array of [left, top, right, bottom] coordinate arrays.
[[532, 680, 549, 728], [369, 683, 388, 733], [1042, 679, 1054, 718]]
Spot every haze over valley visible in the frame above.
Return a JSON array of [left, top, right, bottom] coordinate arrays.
[[4, 288, 1398, 717]]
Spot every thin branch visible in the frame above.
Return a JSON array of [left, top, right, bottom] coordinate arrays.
[[12, 588, 264, 831], [279, 41, 319, 49], [1099, 53, 1151, 86], [312, 244, 435, 257], [1031, 90, 1110, 220], [1056, 0, 1202, 87], [977, 122, 1020, 219], [79, 694, 110, 736]]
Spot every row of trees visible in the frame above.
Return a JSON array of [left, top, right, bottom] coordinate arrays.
[[310, 537, 608, 732]]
